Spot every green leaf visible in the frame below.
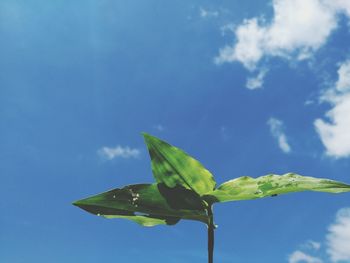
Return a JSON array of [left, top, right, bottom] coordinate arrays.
[[102, 215, 176, 227], [203, 173, 350, 203], [73, 183, 209, 226], [143, 133, 216, 195]]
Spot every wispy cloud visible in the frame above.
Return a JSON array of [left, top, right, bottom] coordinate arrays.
[[314, 60, 350, 158], [288, 250, 323, 263], [327, 208, 350, 262], [153, 124, 165, 132], [287, 207, 350, 263], [220, 126, 230, 141], [288, 240, 322, 262], [215, 0, 350, 87], [220, 23, 235, 36], [267, 117, 291, 153], [246, 69, 268, 90], [199, 7, 219, 18], [98, 145, 141, 160], [303, 240, 322, 251]]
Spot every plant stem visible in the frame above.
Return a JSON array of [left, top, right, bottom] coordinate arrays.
[[207, 205, 214, 263]]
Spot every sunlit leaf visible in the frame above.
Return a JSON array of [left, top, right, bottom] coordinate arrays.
[[102, 215, 178, 227], [73, 183, 209, 226], [143, 133, 216, 195], [203, 173, 350, 203]]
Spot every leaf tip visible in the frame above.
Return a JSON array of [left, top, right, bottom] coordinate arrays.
[[141, 132, 154, 144], [142, 132, 157, 141], [142, 132, 163, 149], [72, 196, 94, 210], [141, 131, 149, 137], [72, 199, 84, 208]]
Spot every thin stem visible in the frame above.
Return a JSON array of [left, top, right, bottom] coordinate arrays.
[[207, 205, 215, 263]]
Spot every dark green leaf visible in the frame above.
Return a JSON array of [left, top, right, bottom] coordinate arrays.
[[143, 133, 216, 195], [204, 173, 350, 203], [73, 183, 209, 226]]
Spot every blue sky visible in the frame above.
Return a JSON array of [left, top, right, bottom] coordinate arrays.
[[1, 0, 350, 262]]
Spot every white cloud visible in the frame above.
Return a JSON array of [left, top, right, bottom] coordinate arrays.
[[305, 100, 315, 106], [328, 0, 350, 17], [314, 60, 350, 158], [315, 94, 350, 157], [199, 7, 219, 18], [246, 69, 268, 89], [215, 0, 350, 85], [327, 208, 350, 262], [300, 240, 322, 251], [220, 23, 235, 36], [215, 18, 266, 70], [335, 60, 350, 93], [267, 117, 291, 153], [287, 208, 350, 263], [307, 241, 322, 251], [98, 145, 141, 160], [266, 0, 336, 56], [288, 250, 323, 263]]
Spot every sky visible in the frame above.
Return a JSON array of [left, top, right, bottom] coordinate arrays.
[[1, 0, 350, 262]]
